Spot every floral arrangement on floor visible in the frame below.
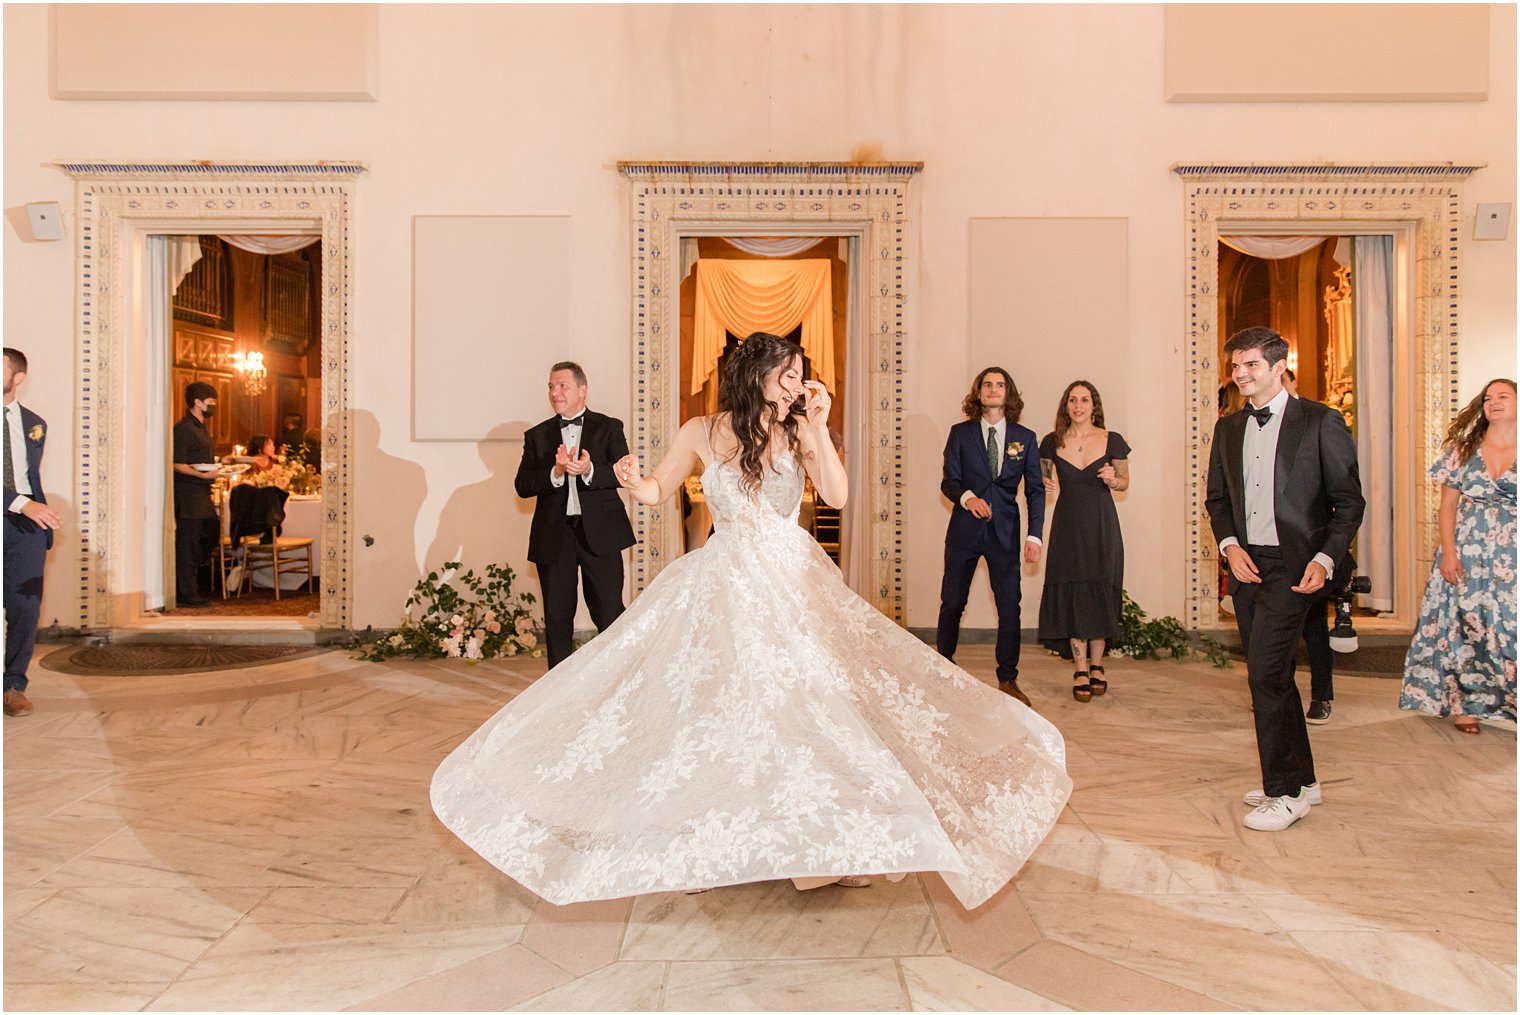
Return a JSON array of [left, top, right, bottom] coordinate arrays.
[[357, 562, 541, 660]]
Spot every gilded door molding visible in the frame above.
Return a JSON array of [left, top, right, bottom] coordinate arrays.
[[617, 161, 923, 623], [53, 160, 366, 630], [1173, 162, 1480, 630]]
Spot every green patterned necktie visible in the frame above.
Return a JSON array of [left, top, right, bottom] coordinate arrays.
[[987, 425, 1000, 477], [3, 406, 14, 493]]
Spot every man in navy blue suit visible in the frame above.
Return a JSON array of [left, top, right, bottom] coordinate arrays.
[[4, 348, 61, 718], [937, 367, 1046, 706]]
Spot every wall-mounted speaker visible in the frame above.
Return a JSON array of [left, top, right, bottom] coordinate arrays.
[[25, 202, 64, 241]]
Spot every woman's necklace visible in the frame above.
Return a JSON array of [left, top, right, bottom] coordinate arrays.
[[1069, 426, 1096, 453]]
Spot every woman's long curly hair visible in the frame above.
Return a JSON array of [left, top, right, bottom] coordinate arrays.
[[1442, 378, 1517, 465], [1051, 380, 1106, 448], [717, 332, 805, 495], [961, 366, 1023, 423]]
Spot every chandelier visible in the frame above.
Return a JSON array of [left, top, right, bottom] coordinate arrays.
[[231, 350, 268, 396]]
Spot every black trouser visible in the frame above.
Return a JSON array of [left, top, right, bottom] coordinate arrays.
[[4, 515, 48, 693], [936, 528, 1022, 684], [1232, 545, 1318, 798], [175, 516, 220, 602], [538, 519, 626, 668], [1302, 599, 1333, 702]]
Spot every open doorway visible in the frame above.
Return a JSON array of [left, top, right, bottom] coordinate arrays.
[[675, 237, 852, 570], [1215, 233, 1398, 619], [157, 234, 325, 619], [58, 162, 361, 635]]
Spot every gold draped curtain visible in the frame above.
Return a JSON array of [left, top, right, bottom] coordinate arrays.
[[692, 259, 834, 395]]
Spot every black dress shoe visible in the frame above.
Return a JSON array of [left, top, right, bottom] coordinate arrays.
[[999, 681, 1032, 707], [1306, 700, 1332, 725], [176, 597, 211, 609]]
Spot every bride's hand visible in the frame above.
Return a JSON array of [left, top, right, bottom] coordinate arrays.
[[801, 381, 832, 427], [614, 454, 642, 489]]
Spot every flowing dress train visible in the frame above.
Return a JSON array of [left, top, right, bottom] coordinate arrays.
[[431, 427, 1072, 908]]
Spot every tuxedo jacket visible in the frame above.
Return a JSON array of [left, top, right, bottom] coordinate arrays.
[[514, 410, 636, 563], [4, 404, 53, 551], [941, 418, 1046, 554], [1206, 396, 1364, 588]]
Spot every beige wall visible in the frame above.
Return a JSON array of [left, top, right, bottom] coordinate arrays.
[[1165, 3, 1491, 102], [5, 4, 1514, 633], [51, 3, 379, 100]]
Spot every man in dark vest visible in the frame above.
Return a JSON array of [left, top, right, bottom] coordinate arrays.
[[515, 362, 636, 667]]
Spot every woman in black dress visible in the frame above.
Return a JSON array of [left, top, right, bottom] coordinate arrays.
[[1038, 381, 1131, 701]]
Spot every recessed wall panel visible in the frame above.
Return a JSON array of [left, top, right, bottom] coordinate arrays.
[[1165, 3, 1489, 102], [52, 3, 379, 100], [413, 216, 572, 441], [969, 218, 1129, 433]]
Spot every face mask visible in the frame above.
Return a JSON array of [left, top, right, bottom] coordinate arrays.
[[200, 403, 216, 418]]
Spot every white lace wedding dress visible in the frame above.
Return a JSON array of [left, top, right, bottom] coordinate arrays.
[[430, 435, 1072, 909]]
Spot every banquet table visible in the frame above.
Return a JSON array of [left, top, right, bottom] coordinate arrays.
[[219, 492, 323, 591]]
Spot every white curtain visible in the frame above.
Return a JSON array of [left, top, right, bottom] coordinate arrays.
[[145, 238, 181, 609], [170, 236, 203, 289], [219, 234, 320, 255], [1353, 236, 1396, 610], [1219, 235, 1326, 260], [679, 237, 700, 282], [722, 237, 827, 258]]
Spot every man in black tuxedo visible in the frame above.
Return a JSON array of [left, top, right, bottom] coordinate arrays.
[[937, 367, 1045, 706], [1208, 327, 1364, 832], [515, 362, 636, 667], [4, 348, 62, 718]]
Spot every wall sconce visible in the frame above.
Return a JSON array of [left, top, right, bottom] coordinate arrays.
[[232, 350, 268, 396]]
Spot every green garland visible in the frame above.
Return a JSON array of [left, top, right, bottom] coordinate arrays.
[[1114, 590, 1231, 667]]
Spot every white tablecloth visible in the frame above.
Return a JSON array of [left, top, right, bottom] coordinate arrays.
[[220, 493, 323, 590]]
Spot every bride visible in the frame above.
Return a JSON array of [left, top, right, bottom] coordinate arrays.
[[430, 332, 1071, 909]]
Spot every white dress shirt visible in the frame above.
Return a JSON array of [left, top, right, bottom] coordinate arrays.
[[958, 416, 1040, 546], [548, 414, 594, 516], [6, 400, 34, 513], [1218, 387, 1334, 579]]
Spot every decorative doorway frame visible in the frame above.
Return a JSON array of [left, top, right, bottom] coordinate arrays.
[[1173, 162, 1481, 631], [52, 161, 365, 631], [617, 162, 923, 623]]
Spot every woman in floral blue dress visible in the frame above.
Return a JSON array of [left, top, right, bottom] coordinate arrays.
[[1401, 379, 1517, 734]]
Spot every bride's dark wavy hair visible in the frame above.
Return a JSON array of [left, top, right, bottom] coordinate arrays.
[[718, 331, 805, 495]]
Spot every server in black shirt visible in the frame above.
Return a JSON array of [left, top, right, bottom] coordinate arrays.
[[172, 382, 220, 608]]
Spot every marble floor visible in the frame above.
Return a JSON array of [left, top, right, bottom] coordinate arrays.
[[4, 643, 1514, 1011]]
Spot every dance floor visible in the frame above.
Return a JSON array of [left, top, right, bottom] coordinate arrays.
[[4, 643, 1514, 1011]]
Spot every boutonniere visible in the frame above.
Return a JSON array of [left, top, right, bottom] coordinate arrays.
[[1006, 442, 1024, 458], [27, 424, 43, 442]]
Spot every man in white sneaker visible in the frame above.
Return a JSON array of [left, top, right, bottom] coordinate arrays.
[[1206, 328, 1364, 831]]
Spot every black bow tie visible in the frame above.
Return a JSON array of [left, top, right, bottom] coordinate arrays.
[[559, 415, 584, 428], [1246, 404, 1274, 427]]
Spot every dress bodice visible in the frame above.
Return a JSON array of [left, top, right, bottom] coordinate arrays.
[[1434, 449, 1518, 515], [699, 449, 806, 529]]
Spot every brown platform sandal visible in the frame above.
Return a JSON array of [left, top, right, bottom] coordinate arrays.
[[1072, 671, 1092, 703], [1088, 665, 1107, 696]]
